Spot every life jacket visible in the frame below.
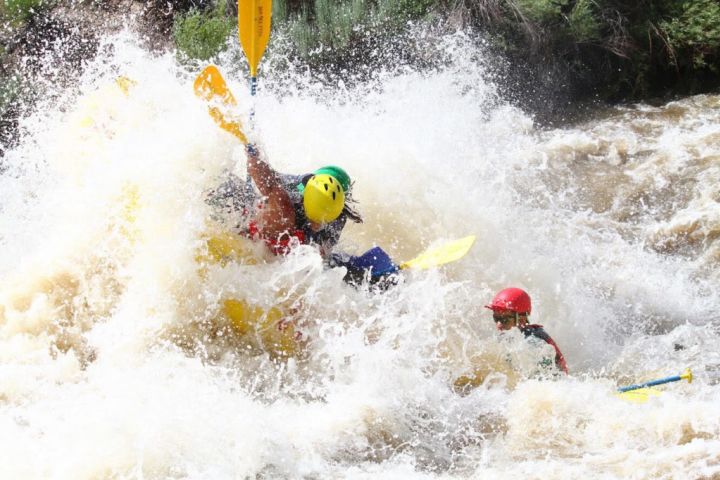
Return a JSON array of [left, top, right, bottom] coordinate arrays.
[[520, 324, 569, 374], [246, 219, 306, 256]]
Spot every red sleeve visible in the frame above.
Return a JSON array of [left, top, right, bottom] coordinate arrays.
[[545, 336, 568, 374]]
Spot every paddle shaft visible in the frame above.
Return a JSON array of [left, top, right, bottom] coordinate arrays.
[[193, 65, 248, 143], [618, 371, 691, 393], [249, 76, 257, 124]]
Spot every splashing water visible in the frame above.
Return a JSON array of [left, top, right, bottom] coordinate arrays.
[[1, 29, 719, 479]]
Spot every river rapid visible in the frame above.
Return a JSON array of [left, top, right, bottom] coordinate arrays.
[[1, 30, 719, 479]]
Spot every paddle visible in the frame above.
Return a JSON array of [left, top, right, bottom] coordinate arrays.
[[238, 0, 272, 97], [400, 235, 476, 270], [193, 65, 248, 143], [616, 387, 662, 404], [347, 235, 477, 278], [618, 368, 693, 393], [193, 0, 272, 142]]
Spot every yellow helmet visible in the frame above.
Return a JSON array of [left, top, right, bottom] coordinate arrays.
[[303, 174, 345, 224]]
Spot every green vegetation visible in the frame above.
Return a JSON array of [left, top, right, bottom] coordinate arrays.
[[313, 0, 363, 49], [566, 0, 601, 43], [514, 0, 563, 24], [375, 0, 435, 25], [447, 0, 720, 101], [273, 0, 436, 56], [162, 0, 720, 107], [660, 0, 720, 70], [0, 0, 51, 25], [167, 0, 437, 66], [173, 0, 234, 60]]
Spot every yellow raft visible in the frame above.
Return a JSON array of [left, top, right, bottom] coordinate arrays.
[[61, 76, 300, 359], [200, 230, 301, 358]]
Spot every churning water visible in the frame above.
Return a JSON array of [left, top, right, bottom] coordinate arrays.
[[1, 29, 719, 479]]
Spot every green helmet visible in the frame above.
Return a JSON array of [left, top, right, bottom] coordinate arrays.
[[314, 165, 351, 192]]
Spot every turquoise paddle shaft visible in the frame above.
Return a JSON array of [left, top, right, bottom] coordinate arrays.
[[618, 374, 684, 392]]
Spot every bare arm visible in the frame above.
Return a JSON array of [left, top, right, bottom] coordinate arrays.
[[246, 145, 296, 240]]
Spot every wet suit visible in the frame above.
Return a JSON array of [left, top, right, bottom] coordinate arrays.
[[520, 324, 569, 374]]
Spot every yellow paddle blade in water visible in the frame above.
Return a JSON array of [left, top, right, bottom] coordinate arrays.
[[400, 235, 476, 270], [238, 0, 272, 78], [193, 65, 248, 143], [616, 387, 663, 404]]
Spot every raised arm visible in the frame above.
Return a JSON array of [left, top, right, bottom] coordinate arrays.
[[246, 145, 297, 240]]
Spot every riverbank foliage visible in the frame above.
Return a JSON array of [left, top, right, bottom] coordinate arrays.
[[479, 0, 720, 100], [1, 0, 52, 25], [1, 0, 719, 131], [173, 0, 234, 60], [167, 0, 720, 105], [274, 0, 435, 55]]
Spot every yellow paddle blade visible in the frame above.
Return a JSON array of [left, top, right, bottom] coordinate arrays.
[[193, 64, 237, 105], [616, 387, 663, 404], [207, 106, 248, 144], [194, 65, 248, 143], [400, 235, 476, 270], [238, 0, 272, 77]]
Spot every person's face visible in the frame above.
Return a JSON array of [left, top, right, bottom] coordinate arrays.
[[492, 309, 518, 331]]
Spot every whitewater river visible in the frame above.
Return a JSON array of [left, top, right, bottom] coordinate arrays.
[[1, 30, 719, 479]]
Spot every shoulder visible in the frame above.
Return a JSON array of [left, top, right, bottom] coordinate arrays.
[[521, 324, 551, 342], [277, 173, 308, 203]]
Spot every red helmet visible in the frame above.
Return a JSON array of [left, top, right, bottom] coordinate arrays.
[[485, 288, 531, 314]]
